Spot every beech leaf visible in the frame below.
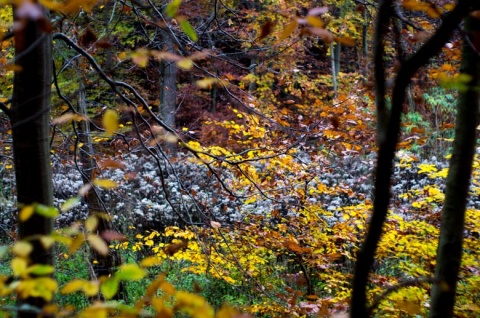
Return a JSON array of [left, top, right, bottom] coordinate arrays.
[[102, 109, 119, 136]]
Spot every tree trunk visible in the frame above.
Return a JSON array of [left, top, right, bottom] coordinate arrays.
[[11, 3, 54, 317], [159, 29, 177, 155], [330, 42, 338, 96], [350, 1, 470, 317], [76, 82, 125, 300], [428, 8, 480, 317]]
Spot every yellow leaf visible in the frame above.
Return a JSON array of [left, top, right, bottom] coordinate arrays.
[[102, 109, 119, 136], [216, 305, 241, 318], [83, 280, 99, 296], [93, 179, 118, 189], [117, 52, 128, 60], [306, 16, 324, 28], [69, 233, 85, 254], [177, 58, 193, 70], [40, 236, 55, 249], [85, 215, 98, 232], [140, 256, 163, 267], [17, 277, 57, 301], [196, 78, 218, 89], [396, 300, 422, 315], [11, 257, 28, 276], [175, 291, 214, 317], [131, 48, 150, 67], [13, 241, 33, 257], [61, 279, 85, 294], [79, 307, 108, 318], [19, 205, 35, 222], [87, 234, 109, 256]]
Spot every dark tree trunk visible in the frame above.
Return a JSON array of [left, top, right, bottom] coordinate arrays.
[[350, 1, 471, 317], [11, 3, 54, 317], [428, 6, 480, 317]]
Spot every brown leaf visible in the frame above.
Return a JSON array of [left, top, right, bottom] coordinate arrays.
[[101, 230, 126, 242], [329, 116, 340, 129], [307, 27, 333, 43], [210, 221, 221, 228], [165, 240, 188, 256], [307, 7, 328, 16], [258, 20, 275, 40], [79, 27, 97, 47], [98, 159, 126, 170], [95, 41, 114, 49]]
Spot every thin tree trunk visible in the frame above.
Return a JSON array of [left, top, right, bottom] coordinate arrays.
[[160, 29, 177, 155], [428, 7, 480, 317], [11, 3, 53, 317], [330, 42, 338, 96], [361, 8, 368, 81], [76, 82, 125, 300]]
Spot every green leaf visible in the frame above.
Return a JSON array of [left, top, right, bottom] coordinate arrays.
[[438, 73, 472, 91], [0, 246, 8, 259], [61, 197, 81, 212], [27, 264, 55, 276], [115, 264, 146, 281], [35, 204, 59, 218], [179, 19, 198, 42], [166, 0, 181, 17], [101, 277, 119, 300]]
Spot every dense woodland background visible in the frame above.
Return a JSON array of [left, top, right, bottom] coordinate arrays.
[[0, 0, 479, 317]]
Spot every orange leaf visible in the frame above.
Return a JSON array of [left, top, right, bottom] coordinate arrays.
[[278, 19, 298, 41], [335, 36, 356, 46], [98, 159, 126, 170]]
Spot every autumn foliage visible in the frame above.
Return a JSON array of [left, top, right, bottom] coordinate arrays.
[[0, 0, 479, 317]]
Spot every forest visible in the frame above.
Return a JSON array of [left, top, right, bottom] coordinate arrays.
[[0, 0, 479, 317]]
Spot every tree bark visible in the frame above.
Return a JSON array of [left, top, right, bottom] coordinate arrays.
[[159, 29, 177, 155], [11, 3, 54, 317], [350, 1, 471, 317], [76, 82, 125, 300], [428, 6, 480, 317]]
